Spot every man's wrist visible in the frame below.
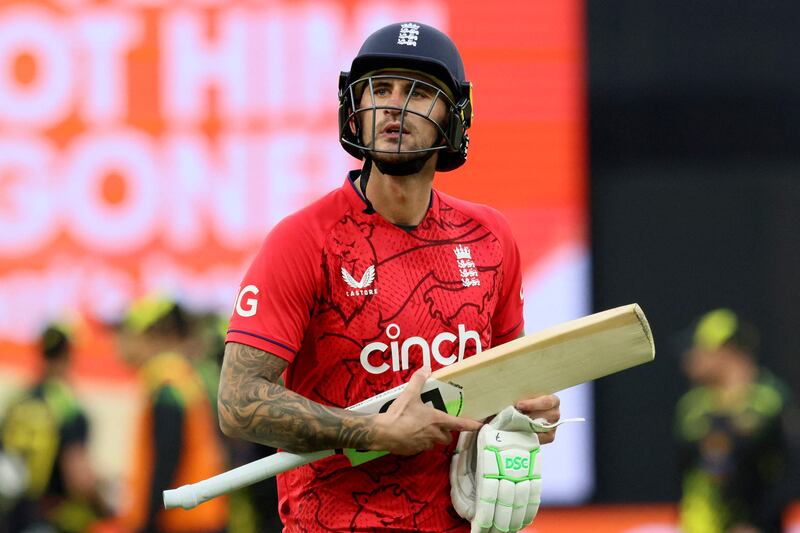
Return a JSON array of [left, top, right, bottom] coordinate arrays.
[[366, 412, 393, 451]]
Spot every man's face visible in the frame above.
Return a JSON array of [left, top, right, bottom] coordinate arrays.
[[353, 71, 449, 165], [117, 329, 151, 366], [682, 346, 729, 386], [116, 329, 182, 366]]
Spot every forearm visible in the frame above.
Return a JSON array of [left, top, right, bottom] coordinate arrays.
[[217, 342, 380, 453]]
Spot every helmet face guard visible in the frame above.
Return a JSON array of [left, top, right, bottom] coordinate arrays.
[[339, 74, 452, 155], [339, 73, 472, 171]]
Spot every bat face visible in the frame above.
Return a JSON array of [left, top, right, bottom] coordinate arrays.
[[434, 303, 655, 420]]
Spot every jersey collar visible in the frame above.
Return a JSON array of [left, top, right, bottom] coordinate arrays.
[[343, 170, 441, 226]]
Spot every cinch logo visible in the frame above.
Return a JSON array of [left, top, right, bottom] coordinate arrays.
[[360, 323, 482, 375], [235, 285, 259, 317], [505, 456, 530, 471]]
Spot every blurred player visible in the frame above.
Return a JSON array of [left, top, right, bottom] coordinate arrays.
[[675, 308, 798, 533], [115, 297, 228, 533], [218, 22, 560, 531], [0, 323, 107, 533]]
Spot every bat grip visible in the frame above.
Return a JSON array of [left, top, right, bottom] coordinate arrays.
[[162, 449, 334, 510]]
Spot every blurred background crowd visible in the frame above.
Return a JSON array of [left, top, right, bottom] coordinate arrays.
[[1, 0, 799, 532], [0, 299, 283, 533]]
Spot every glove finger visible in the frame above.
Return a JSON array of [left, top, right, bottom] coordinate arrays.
[[492, 479, 515, 531], [509, 479, 530, 530], [475, 443, 500, 530], [523, 479, 541, 526], [522, 453, 543, 526], [472, 520, 491, 533], [474, 476, 498, 530]]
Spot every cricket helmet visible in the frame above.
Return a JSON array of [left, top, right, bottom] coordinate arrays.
[[692, 308, 760, 355], [40, 322, 72, 361], [338, 22, 473, 172]]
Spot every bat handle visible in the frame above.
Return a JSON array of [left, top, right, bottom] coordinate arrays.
[[162, 449, 334, 510]]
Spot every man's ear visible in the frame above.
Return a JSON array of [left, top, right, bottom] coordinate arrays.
[[349, 113, 358, 136]]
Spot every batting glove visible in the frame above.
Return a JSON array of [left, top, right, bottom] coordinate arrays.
[[450, 405, 545, 532]]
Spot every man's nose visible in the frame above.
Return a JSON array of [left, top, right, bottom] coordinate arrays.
[[382, 88, 406, 110]]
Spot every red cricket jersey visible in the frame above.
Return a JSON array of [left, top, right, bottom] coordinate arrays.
[[227, 172, 524, 532]]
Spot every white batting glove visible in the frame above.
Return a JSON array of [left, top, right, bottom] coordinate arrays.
[[450, 406, 543, 532]]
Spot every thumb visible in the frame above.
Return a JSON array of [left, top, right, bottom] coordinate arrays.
[[402, 365, 432, 397]]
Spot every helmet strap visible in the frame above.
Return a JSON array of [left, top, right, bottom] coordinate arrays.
[[359, 158, 375, 214]]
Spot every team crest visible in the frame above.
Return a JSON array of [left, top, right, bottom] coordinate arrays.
[[453, 245, 480, 287], [397, 23, 420, 47]]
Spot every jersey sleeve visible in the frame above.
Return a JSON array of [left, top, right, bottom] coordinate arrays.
[[488, 211, 525, 345], [226, 214, 320, 362]]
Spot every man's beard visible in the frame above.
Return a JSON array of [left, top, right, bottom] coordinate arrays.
[[364, 130, 441, 176], [369, 149, 437, 176]]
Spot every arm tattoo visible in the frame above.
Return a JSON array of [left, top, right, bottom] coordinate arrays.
[[218, 342, 378, 453]]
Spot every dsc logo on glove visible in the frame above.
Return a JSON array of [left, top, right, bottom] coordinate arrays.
[[504, 456, 530, 471]]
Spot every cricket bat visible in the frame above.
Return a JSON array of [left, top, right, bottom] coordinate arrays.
[[163, 303, 654, 510]]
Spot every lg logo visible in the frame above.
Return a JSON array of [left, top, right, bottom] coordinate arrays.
[[235, 285, 259, 317]]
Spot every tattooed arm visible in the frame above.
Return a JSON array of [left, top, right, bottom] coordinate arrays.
[[217, 342, 483, 454], [218, 342, 375, 452]]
